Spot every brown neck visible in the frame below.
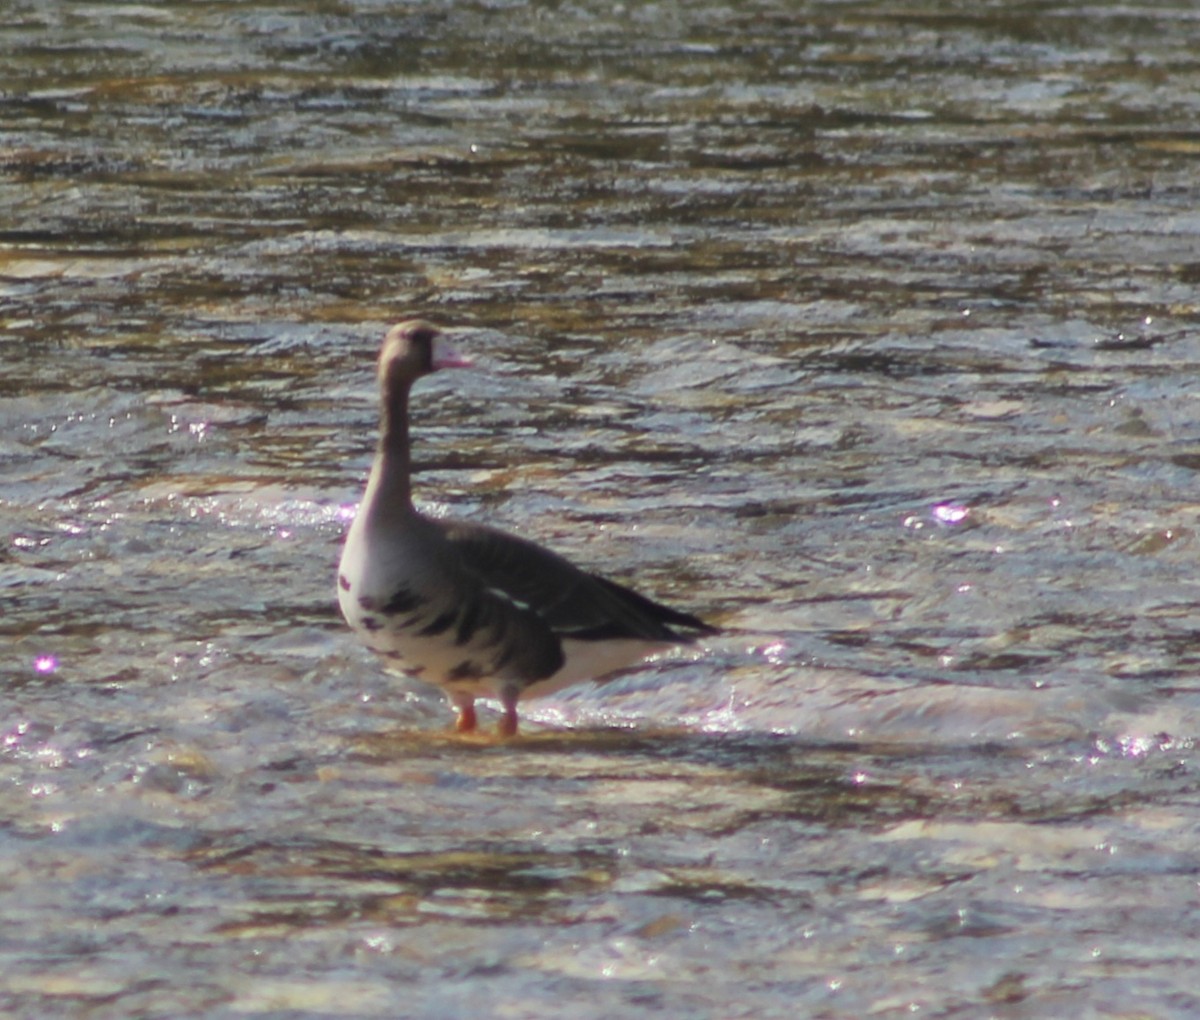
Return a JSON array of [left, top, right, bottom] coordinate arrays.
[[363, 378, 416, 524]]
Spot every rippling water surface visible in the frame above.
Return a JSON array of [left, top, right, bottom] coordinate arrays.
[[5, 2, 1200, 1017]]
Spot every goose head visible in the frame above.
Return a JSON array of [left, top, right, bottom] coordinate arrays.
[[378, 320, 472, 391]]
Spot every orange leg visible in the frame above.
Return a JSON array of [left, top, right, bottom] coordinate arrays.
[[498, 687, 519, 738], [452, 694, 477, 733]]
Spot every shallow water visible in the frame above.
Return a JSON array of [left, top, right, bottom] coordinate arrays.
[[5, 1, 1200, 1017]]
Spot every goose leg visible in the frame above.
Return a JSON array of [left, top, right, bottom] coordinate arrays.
[[498, 685, 520, 738], [452, 693, 477, 733]]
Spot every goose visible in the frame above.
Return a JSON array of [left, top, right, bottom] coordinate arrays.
[[336, 320, 716, 736]]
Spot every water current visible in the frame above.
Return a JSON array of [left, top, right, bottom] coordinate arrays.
[[4, 2, 1200, 1017]]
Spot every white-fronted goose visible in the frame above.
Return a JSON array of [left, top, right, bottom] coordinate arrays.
[[337, 320, 716, 737]]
